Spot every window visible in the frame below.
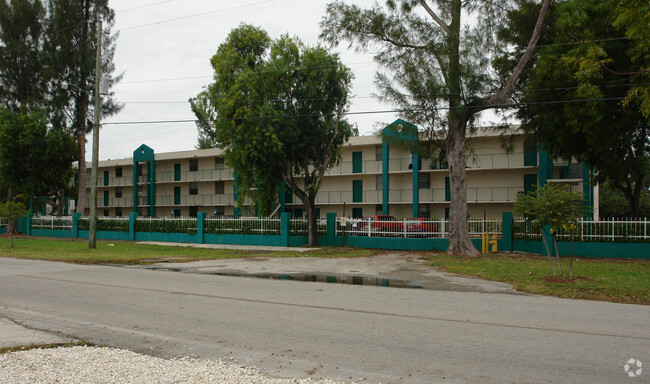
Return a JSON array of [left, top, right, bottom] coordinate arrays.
[[214, 206, 225, 216], [189, 158, 198, 172], [375, 204, 382, 215], [419, 173, 430, 189], [189, 182, 198, 195], [173, 208, 181, 217], [189, 206, 198, 217], [115, 166, 122, 178], [174, 163, 181, 181], [214, 181, 224, 194], [524, 174, 537, 194], [352, 207, 363, 218], [103, 210, 109, 217], [115, 187, 122, 198], [215, 157, 225, 170], [353, 180, 363, 202], [115, 207, 122, 217], [524, 138, 538, 167], [418, 204, 430, 218], [375, 145, 382, 161], [103, 190, 109, 206], [103, 170, 109, 186], [376, 175, 382, 191], [445, 177, 450, 202], [352, 151, 362, 173], [174, 186, 181, 205]]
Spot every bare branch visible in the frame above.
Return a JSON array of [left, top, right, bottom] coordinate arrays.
[[418, 0, 450, 34]]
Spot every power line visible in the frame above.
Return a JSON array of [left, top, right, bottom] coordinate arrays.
[[103, 95, 631, 126]]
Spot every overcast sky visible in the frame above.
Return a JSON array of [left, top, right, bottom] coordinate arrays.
[[98, 0, 398, 161]]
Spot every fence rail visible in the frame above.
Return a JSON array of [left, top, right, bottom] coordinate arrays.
[[205, 217, 280, 235], [336, 217, 503, 238], [31, 216, 73, 230], [513, 217, 650, 242]]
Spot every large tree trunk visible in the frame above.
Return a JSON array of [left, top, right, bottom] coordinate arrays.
[[446, 123, 480, 257], [304, 196, 318, 247]]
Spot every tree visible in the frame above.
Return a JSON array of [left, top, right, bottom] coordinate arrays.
[[44, 0, 122, 214], [0, 109, 48, 232], [0, 0, 46, 112], [0, 195, 28, 247], [320, 0, 551, 257], [498, 0, 649, 217], [193, 24, 353, 246], [514, 183, 587, 277]]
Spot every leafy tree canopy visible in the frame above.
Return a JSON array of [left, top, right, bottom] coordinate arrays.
[[193, 24, 353, 245], [498, 0, 649, 217]]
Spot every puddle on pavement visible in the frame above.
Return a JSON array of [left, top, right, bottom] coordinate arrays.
[[144, 266, 424, 289]]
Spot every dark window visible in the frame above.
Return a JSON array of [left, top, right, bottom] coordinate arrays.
[[189, 182, 198, 195], [115, 166, 122, 178], [445, 177, 450, 202], [103, 170, 109, 186], [115, 207, 122, 217], [376, 175, 382, 190], [137, 165, 143, 177], [174, 187, 181, 205], [524, 138, 538, 167], [353, 180, 363, 202], [103, 210, 109, 217], [173, 208, 181, 217], [103, 190, 109, 206], [215, 157, 225, 170], [352, 151, 362, 173], [352, 207, 363, 218], [215, 181, 224, 194], [189, 159, 198, 172], [174, 163, 181, 181], [419, 204, 430, 218], [524, 174, 537, 194], [115, 187, 122, 198], [419, 173, 430, 189], [375, 145, 382, 161], [214, 206, 225, 216], [375, 204, 382, 215], [189, 206, 198, 217]]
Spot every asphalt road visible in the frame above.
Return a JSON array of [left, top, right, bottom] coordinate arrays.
[[0, 257, 648, 384]]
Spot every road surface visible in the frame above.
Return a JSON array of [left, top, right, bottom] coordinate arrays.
[[0, 257, 647, 383]]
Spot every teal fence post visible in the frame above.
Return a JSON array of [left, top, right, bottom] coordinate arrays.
[[326, 212, 337, 246], [280, 212, 290, 247], [502, 212, 513, 252], [197, 212, 206, 244], [129, 212, 138, 241], [25, 214, 32, 236], [72, 213, 81, 239]]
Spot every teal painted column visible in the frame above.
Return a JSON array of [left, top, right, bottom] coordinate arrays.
[[326, 212, 337, 246], [539, 146, 553, 187], [149, 160, 156, 217], [72, 213, 81, 239], [280, 211, 290, 247], [41, 196, 47, 216], [129, 212, 138, 241], [502, 212, 513, 252], [133, 162, 139, 216], [382, 141, 389, 215], [25, 214, 32, 236], [582, 163, 594, 219], [196, 212, 206, 244], [412, 153, 419, 218]]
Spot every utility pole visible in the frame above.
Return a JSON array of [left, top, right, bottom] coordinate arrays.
[[88, 18, 102, 249]]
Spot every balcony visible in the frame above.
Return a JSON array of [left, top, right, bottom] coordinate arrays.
[[154, 194, 236, 206], [312, 190, 382, 204], [139, 168, 234, 184], [325, 160, 382, 175]]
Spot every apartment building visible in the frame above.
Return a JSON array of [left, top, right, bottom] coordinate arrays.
[[77, 120, 595, 219]]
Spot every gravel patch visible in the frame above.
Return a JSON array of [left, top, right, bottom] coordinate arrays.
[[0, 346, 351, 384]]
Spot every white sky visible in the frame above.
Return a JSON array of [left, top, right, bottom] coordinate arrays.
[[98, 0, 399, 161]]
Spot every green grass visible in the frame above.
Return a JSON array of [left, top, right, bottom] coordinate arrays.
[[0, 237, 377, 264], [426, 252, 650, 305]]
